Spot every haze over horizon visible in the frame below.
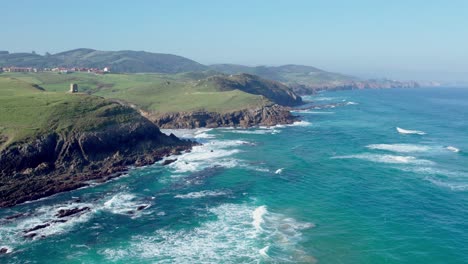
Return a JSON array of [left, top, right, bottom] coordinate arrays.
[[2, 0, 467, 82]]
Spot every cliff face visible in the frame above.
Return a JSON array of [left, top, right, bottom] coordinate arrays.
[[201, 74, 303, 106], [0, 118, 192, 208], [149, 104, 297, 129], [291, 80, 420, 95]]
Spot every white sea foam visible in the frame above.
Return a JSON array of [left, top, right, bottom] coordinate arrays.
[[333, 153, 434, 165], [222, 128, 281, 135], [102, 193, 149, 217], [252, 205, 267, 232], [100, 203, 315, 263], [0, 246, 13, 254], [0, 201, 95, 246], [424, 177, 468, 191], [312, 97, 335, 101], [446, 146, 460, 153], [346, 101, 358, 105], [291, 110, 335, 114], [168, 141, 241, 173], [160, 128, 213, 140], [275, 168, 284, 174], [366, 144, 430, 153], [259, 245, 270, 258], [174, 190, 228, 199], [396, 127, 426, 135], [288, 120, 312, 127]]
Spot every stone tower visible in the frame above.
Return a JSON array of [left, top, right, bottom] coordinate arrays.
[[70, 83, 78, 93]]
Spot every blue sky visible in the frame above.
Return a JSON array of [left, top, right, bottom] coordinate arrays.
[[2, 0, 468, 81]]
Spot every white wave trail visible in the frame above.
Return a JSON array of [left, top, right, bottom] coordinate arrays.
[[252, 205, 268, 232], [366, 144, 430, 153], [332, 153, 434, 165], [446, 146, 460, 153], [174, 190, 227, 199], [396, 127, 426, 135]]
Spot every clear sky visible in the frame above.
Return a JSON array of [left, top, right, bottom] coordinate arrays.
[[2, 0, 468, 81]]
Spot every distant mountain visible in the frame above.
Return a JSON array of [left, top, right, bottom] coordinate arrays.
[[210, 64, 419, 94], [0, 49, 418, 93], [0, 48, 207, 73]]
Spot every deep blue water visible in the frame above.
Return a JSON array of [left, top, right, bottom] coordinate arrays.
[[1, 87, 468, 263]]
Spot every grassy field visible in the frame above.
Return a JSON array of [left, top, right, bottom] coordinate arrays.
[[0, 77, 138, 149], [1, 72, 268, 113]]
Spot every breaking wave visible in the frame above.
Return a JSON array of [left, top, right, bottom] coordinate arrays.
[[100, 203, 315, 263], [174, 190, 228, 199], [333, 153, 434, 165], [366, 143, 430, 153], [396, 127, 426, 135]]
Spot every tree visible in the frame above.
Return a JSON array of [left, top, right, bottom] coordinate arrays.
[[45, 52, 51, 57]]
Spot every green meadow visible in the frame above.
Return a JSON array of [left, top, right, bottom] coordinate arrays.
[[0, 77, 139, 149], [1, 72, 268, 113]]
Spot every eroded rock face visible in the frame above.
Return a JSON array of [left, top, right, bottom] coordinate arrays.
[[0, 120, 193, 208], [151, 104, 298, 129]]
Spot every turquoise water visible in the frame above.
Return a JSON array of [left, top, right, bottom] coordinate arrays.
[[1, 87, 468, 263]]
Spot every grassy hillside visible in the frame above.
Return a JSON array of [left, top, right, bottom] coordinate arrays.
[[0, 77, 139, 149], [0, 72, 272, 114], [210, 64, 358, 87], [0, 49, 207, 73]]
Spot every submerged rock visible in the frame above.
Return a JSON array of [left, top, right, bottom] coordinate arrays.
[[55, 207, 91, 218], [162, 159, 177, 166], [24, 223, 50, 233]]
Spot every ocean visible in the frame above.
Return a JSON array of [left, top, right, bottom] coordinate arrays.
[[1, 87, 468, 263]]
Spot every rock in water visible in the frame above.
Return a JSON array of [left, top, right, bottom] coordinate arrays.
[[162, 158, 177, 166], [55, 207, 91, 218]]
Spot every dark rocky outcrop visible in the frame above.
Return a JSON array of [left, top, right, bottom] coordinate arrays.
[[0, 119, 193, 208], [162, 159, 178, 166], [55, 207, 91, 218], [24, 223, 50, 233], [149, 104, 298, 129]]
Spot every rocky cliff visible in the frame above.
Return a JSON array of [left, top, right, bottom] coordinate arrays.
[[0, 105, 193, 208], [148, 104, 297, 129]]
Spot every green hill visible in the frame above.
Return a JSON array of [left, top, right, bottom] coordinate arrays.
[[1, 71, 301, 114], [0, 49, 207, 73], [0, 76, 192, 207], [210, 64, 357, 88], [0, 77, 144, 148]]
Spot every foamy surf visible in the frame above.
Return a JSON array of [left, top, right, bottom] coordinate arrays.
[[168, 140, 243, 173], [366, 144, 430, 153], [102, 193, 150, 217], [424, 177, 468, 191], [333, 153, 434, 165], [174, 190, 228, 199], [100, 203, 315, 263], [252, 205, 267, 232], [291, 110, 335, 114], [446, 146, 460, 153], [396, 127, 426, 135], [275, 168, 284, 174]]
